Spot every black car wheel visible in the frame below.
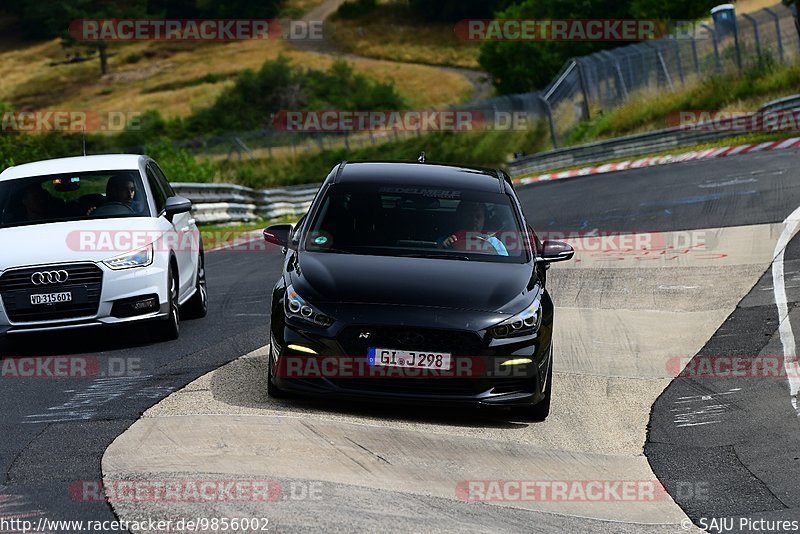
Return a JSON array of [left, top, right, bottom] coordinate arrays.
[[183, 252, 208, 319], [529, 358, 553, 420], [514, 350, 552, 421], [267, 342, 289, 399], [155, 267, 180, 341]]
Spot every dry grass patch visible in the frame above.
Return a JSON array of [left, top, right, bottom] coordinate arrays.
[[328, 1, 480, 69], [0, 35, 472, 119]]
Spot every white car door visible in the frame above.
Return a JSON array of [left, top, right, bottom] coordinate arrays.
[[146, 164, 197, 300]]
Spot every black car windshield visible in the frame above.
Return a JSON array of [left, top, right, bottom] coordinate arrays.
[[305, 183, 529, 263], [0, 170, 150, 228]]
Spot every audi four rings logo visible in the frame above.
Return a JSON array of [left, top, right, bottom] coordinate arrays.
[[31, 270, 69, 285]]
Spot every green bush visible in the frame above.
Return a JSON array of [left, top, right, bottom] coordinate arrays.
[[143, 140, 215, 183], [182, 56, 405, 136]]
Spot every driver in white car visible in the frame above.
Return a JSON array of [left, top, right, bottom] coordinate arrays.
[[88, 174, 139, 215]]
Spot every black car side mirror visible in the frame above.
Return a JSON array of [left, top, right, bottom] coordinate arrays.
[[165, 196, 192, 222], [264, 223, 294, 248], [539, 240, 574, 263]]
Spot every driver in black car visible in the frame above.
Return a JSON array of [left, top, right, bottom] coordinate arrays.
[[88, 175, 137, 215], [440, 200, 508, 256]]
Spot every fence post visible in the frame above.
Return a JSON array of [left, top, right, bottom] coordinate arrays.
[[690, 37, 700, 74], [701, 24, 723, 72], [639, 46, 650, 89], [763, 7, 785, 62], [599, 50, 628, 102], [646, 42, 674, 91], [538, 94, 559, 148], [742, 13, 762, 58], [672, 39, 685, 85], [733, 14, 743, 70], [575, 58, 591, 121]]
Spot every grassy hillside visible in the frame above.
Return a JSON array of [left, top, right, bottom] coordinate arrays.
[[0, 34, 472, 120], [328, 0, 481, 69], [567, 58, 800, 145]]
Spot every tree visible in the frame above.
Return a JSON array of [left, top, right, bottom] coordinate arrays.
[[7, 0, 149, 75], [408, 0, 506, 22], [478, 0, 627, 93]]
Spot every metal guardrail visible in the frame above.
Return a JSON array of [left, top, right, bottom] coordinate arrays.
[[178, 93, 800, 223], [760, 94, 800, 113], [508, 94, 800, 176], [172, 182, 320, 224]]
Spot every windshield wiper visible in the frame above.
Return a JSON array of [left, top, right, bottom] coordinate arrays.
[[316, 247, 355, 254], [400, 253, 470, 261]]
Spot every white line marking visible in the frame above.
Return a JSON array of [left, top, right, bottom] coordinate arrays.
[[772, 205, 800, 415]]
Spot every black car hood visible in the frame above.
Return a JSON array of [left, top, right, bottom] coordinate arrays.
[[290, 252, 534, 313]]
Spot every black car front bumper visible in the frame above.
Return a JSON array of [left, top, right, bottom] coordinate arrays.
[[270, 318, 553, 408]]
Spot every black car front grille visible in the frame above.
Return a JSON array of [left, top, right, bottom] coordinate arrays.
[[338, 325, 484, 357], [0, 263, 103, 322], [332, 326, 490, 396]]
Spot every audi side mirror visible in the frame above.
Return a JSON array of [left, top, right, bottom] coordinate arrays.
[[165, 196, 192, 222]]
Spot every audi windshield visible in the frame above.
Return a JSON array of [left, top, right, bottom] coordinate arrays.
[[304, 183, 530, 263], [0, 171, 150, 228]]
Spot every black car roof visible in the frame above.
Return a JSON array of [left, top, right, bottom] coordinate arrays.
[[333, 161, 509, 193]]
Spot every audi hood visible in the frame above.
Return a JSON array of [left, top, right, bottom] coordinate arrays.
[[0, 217, 183, 271]]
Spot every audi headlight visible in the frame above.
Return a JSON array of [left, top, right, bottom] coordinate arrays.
[[285, 284, 334, 327], [103, 244, 154, 270], [491, 299, 542, 338]]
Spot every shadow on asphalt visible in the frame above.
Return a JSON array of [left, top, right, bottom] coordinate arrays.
[[0, 321, 177, 357], [209, 352, 542, 429]]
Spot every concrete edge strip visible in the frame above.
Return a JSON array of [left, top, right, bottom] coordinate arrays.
[[515, 138, 800, 186]]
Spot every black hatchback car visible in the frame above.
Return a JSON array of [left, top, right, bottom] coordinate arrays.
[[263, 160, 573, 419]]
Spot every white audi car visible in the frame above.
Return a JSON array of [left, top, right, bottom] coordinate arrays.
[[0, 154, 207, 341]]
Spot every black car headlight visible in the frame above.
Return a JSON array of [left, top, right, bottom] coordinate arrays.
[[491, 299, 542, 338], [285, 284, 334, 327]]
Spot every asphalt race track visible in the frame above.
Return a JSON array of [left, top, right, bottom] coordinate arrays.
[[3, 148, 800, 532]]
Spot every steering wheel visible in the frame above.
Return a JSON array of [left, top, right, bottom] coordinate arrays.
[[91, 201, 136, 217], [449, 230, 501, 255]]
